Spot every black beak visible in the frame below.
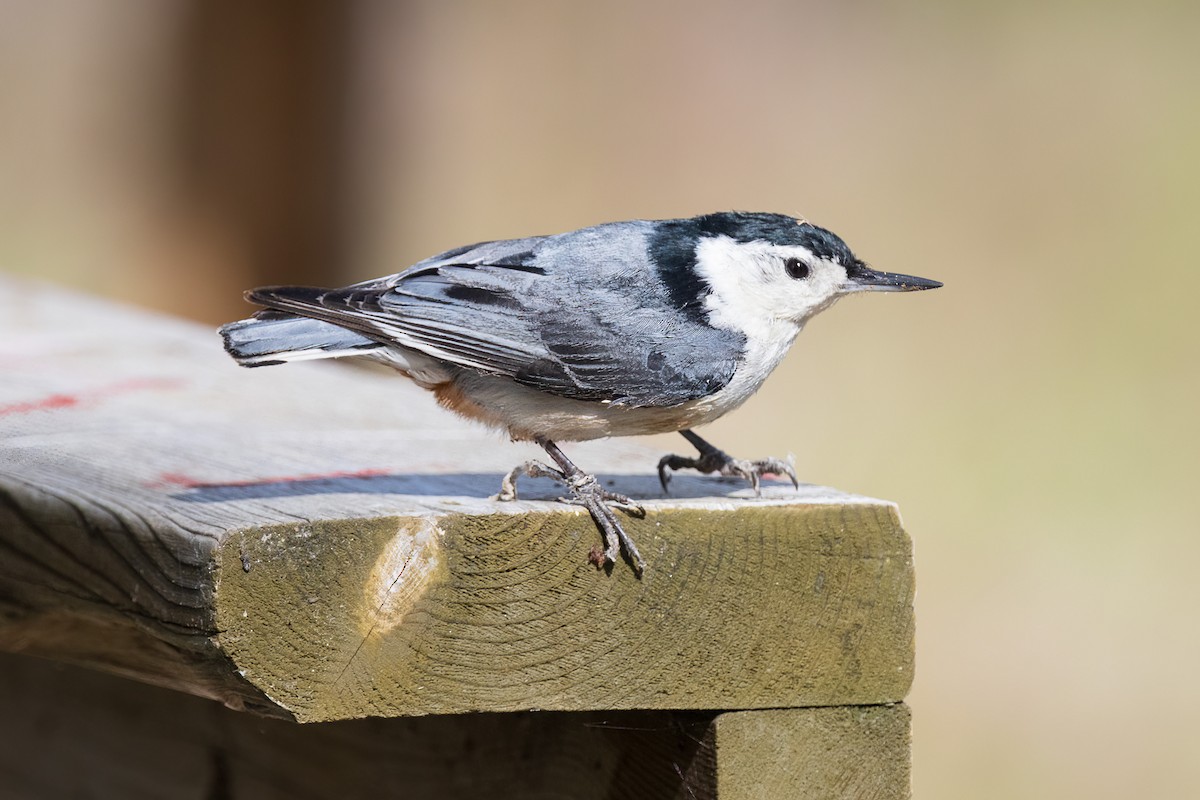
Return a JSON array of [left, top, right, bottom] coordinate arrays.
[[846, 264, 943, 293]]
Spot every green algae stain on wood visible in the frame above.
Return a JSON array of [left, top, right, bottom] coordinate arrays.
[[214, 503, 913, 722]]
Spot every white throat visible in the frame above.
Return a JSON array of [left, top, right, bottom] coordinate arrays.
[[690, 236, 818, 414]]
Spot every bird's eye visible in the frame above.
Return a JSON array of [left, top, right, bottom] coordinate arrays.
[[784, 257, 810, 279]]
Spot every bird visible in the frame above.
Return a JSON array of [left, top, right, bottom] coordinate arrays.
[[219, 211, 941, 574]]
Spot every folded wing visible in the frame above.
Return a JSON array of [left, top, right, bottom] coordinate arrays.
[[236, 235, 745, 407]]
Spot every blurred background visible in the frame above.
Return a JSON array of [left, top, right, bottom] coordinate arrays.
[[2, 0, 1198, 796]]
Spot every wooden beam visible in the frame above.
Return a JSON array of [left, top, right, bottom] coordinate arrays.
[[0, 652, 911, 799], [0, 277, 914, 721], [705, 705, 911, 799]]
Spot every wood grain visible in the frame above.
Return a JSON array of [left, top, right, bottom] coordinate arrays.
[[0, 652, 911, 800], [0, 276, 915, 720], [217, 504, 912, 721], [709, 705, 911, 799]]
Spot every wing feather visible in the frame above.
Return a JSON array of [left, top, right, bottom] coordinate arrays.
[[245, 225, 745, 407]]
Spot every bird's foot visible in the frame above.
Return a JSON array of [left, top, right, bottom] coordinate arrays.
[[658, 431, 798, 496], [497, 457, 646, 575], [560, 472, 645, 575], [497, 460, 563, 502]]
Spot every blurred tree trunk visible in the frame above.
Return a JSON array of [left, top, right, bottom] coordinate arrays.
[[171, 0, 354, 296]]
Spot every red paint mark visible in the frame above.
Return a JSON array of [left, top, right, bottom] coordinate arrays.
[[0, 393, 81, 415], [0, 377, 184, 417], [150, 467, 392, 490]]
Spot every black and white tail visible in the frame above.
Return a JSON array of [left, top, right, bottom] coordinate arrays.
[[219, 310, 381, 368]]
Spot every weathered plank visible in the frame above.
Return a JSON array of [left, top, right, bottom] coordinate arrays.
[[0, 652, 911, 800], [0, 276, 914, 721], [706, 705, 911, 799]]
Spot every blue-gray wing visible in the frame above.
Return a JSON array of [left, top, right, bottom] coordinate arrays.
[[247, 224, 745, 407]]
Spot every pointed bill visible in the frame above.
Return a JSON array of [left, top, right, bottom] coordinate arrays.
[[845, 263, 943, 292]]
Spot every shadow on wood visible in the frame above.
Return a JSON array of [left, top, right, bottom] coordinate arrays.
[[0, 653, 911, 800]]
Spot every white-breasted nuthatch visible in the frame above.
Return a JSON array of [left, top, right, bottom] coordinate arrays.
[[220, 212, 941, 574]]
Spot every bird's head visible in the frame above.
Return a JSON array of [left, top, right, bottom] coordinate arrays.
[[673, 211, 941, 330]]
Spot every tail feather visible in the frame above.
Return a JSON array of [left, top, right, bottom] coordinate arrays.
[[219, 312, 381, 367]]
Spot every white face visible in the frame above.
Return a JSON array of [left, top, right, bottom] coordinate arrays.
[[693, 235, 852, 332]]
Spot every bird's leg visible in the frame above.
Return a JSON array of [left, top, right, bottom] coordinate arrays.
[[657, 429, 799, 496], [497, 439, 646, 575]]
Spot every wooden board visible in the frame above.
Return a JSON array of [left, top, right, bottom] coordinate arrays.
[[0, 277, 914, 721], [0, 652, 911, 800]]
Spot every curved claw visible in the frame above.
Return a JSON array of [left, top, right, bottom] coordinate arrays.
[[560, 477, 646, 574], [656, 457, 673, 494], [598, 485, 646, 517], [764, 457, 800, 490], [588, 497, 645, 576], [496, 460, 565, 501], [658, 433, 799, 497], [722, 456, 798, 497]]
